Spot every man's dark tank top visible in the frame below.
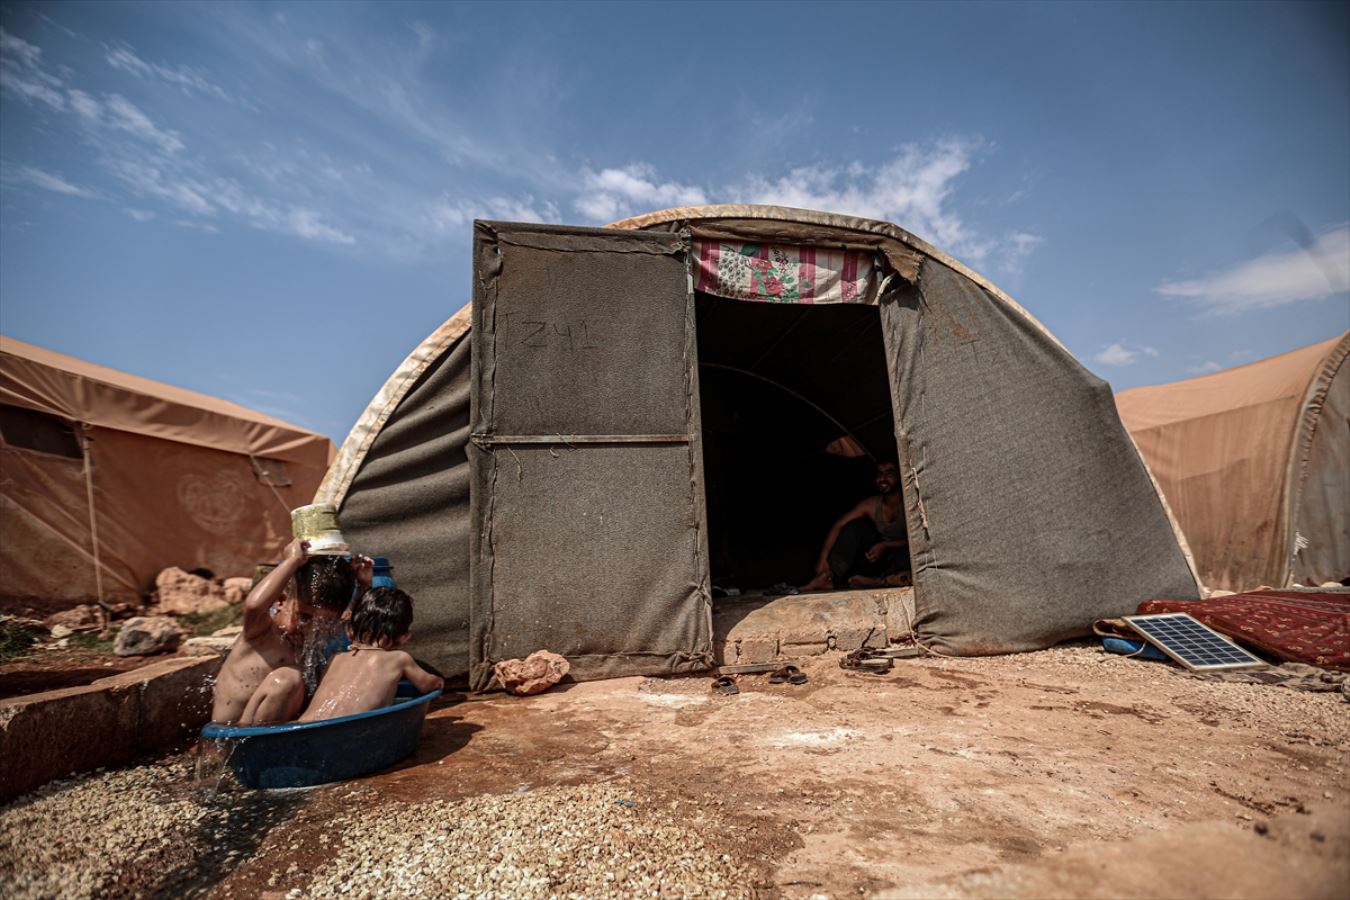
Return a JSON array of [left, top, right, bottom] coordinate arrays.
[[874, 497, 908, 541]]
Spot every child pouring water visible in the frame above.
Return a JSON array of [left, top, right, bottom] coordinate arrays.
[[210, 540, 372, 724], [299, 587, 443, 722]]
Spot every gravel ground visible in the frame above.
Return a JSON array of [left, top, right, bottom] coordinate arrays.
[[302, 783, 758, 899], [0, 765, 759, 900], [0, 759, 301, 899], [0, 762, 205, 898]]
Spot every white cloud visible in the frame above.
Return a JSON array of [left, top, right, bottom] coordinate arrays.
[[104, 44, 234, 103], [998, 230, 1044, 276], [564, 142, 1041, 274], [428, 194, 560, 232], [0, 27, 66, 109], [1188, 361, 1222, 374], [1093, 342, 1158, 367], [285, 209, 355, 245], [2, 165, 98, 198], [1157, 225, 1350, 314], [104, 94, 185, 153], [104, 159, 214, 215], [0, 65, 66, 108], [67, 88, 100, 120], [3, 31, 363, 250], [0, 27, 43, 69], [575, 164, 707, 223], [730, 139, 1002, 260]]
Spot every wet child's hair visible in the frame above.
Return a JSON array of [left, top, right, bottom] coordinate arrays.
[[294, 556, 356, 613], [347, 587, 414, 647]]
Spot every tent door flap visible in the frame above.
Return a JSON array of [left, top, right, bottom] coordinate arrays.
[[468, 221, 713, 691]]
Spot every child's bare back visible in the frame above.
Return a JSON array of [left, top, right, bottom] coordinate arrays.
[[299, 587, 442, 723], [299, 646, 438, 721]]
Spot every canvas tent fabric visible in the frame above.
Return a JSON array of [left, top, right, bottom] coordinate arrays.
[[0, 336, 334, 609], [1116, 333, 1350, 593], [317, 205, 1201, 688]]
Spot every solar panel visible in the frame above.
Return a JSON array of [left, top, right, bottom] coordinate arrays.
[[1123, 613, 1267, 672]]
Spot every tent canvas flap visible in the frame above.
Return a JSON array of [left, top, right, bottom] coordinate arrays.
[[884, 259, 1200, 652], [469, 221, 712, 690]]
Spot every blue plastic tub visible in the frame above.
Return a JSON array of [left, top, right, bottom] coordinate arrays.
[[202, 681, 441, 789]]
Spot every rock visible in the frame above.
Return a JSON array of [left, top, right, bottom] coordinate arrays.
[[223, 577, 252, 605], [181, 635, 235, 658], [151, 568, 236, 616], [50, 624, 74, 639], [113, 617, 183, 657], [44, 604, 103, 631], [494, 650, 570, 696], [211, 624, 243, 638]]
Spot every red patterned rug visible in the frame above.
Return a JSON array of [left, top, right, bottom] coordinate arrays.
[[1139, 591, 1350, 671]]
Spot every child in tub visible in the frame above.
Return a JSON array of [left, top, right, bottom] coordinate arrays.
[[210, 539, 372, 725], [299, 587, 443, 722]]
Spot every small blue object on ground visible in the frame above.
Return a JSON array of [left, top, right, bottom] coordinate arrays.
[[201, 680, 440, 789], [1101, 637, 1169, 662]]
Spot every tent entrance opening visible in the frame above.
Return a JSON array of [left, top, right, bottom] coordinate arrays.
[[695, 292, 906, 594]]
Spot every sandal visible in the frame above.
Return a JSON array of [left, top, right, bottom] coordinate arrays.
[[711, 675, 740, 695], [840, 649, 893, 674], [769, 665, 808, 685]]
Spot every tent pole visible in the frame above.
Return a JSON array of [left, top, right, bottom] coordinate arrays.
[[79, 423, 105, 605], [698, 362, 874, 460], [250, 454, 296, 518]]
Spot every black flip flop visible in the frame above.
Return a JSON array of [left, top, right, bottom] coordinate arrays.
[[769, 665, 808, 685], [711, 675, 740, 695]]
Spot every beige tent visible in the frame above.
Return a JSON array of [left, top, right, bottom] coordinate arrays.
[[0, 336, 335, 611], [1116, 333, 1350, 593]]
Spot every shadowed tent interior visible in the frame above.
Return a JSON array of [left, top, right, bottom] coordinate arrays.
[[318, 205, 1203, 689], [695, 293, 899, 589]]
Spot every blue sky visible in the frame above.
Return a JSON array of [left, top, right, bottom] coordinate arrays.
[[2, 1, 1347, 441]]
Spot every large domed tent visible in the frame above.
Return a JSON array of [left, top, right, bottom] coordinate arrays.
[[317, 205, 1201, 688], [1116, 333, 1350, 593]]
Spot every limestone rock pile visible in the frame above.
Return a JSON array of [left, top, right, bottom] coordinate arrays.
[[151, 568, 250, 616]]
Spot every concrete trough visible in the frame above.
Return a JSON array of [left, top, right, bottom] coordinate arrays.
[[0, 655, 221, 804]]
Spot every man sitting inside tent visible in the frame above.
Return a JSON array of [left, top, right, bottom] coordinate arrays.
[[801, 461, 912, 591]]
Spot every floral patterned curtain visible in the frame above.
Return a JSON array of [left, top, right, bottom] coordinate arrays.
[[693, 240, 880, 304]]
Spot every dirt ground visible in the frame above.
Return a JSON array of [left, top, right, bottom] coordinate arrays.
[[4, 643, 1348, 898]]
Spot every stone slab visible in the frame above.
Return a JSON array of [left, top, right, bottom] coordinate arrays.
[[712, 589, 908, 659]]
